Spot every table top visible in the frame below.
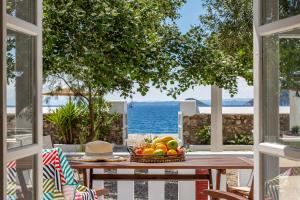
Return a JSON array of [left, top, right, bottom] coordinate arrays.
[[69, 156, 253, 170]]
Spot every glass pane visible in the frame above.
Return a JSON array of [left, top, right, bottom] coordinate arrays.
[[6, 155, 35, 199], [222, 78, 254, 145], [263, 28, 300, 148], [6, 0, 36, 24], [7, 29, 35, 149], [262, 0, 300, 24], [263, 154, 300, 200]]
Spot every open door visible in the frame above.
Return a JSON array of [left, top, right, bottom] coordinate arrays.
[[254, 0, 300, 199], [1, 0, 43, 199]]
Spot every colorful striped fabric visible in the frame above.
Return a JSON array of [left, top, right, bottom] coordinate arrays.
[[6, 148, 98, 200], [6, 161, 16, 200], [42, 148, 98, 200]]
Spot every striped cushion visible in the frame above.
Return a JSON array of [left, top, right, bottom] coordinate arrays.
[[42, 148, 98, 200], [6, 148, 98, 200], [6, 161, 16, 200]]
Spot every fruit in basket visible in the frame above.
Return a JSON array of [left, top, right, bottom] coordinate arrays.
[[134, 148, 143, 155], [167, 149, 177, 156], [155, 143, 168, 153], [152, 137, 161, 146], [143, 148, 155, 155], [153, 149, 165, 156], [177, 147, 184, 155], [167, 140, 178, 150], [160, 136, 174, 144]]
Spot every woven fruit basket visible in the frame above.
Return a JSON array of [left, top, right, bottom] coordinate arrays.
[[129, 151, 185, 163], [127, 136, 186, 163]]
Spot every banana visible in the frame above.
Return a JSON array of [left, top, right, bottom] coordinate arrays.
[[160, 136, 174, 144]]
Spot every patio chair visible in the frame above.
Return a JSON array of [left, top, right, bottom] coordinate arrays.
[[203, 171, 253, 200], [42, 147, 108, 199], [7, 147, 107, 200], [265, 167, 300, 200]]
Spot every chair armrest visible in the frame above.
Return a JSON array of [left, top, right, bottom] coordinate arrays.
[[95, 188, 109, 196], [203, 189, 248, 200]]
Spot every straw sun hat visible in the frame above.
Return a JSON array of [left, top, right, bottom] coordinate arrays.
[[78, 141, 126, 162]]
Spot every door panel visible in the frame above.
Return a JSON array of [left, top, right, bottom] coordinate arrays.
[[255, 0, 300, 199], [262, 28, 300, 147], [7, 155, 36, 200], [1, 0, 42, 199], [262, 0, 300, 25], [6, 0, 36, 24], [6, 29, 36, 149]]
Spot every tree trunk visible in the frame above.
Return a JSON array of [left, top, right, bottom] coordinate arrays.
[[87, 87, 95, 142]]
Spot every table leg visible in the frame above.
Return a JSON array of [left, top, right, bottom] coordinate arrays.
[[216, 169, 221, 190], [208, 169, 213, 189], [216, 169, 226, 190], [83, 169, 88, 187], [89, 169, 94, 188]]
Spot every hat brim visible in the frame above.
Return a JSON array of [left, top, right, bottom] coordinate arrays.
[[76, 155, 127, 162]]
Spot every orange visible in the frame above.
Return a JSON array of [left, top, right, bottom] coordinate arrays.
[[155, 143, 168, 153], [134, 148, 143, 155], [143, 148, 155, 155], [167, 149, 177, 156]]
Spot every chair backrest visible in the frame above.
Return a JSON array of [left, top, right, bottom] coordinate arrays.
[[248, 171, 254, 200], [42, 148, 99, 200], [43, 135, 53, 149]]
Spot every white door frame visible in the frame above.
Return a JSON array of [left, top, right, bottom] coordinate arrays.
[[1, 0, 43, 199], [254, 0, 300, 199]]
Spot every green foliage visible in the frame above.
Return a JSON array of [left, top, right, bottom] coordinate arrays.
[[42, 0, 191, 139], [78, 97, 120, 141], [46, 101, 83, 144], [196, 125, 211, 145], [291, 126, 300, 135], [279, 38, 300, 93], [144, 136, 158, 144], [42, 0, 254, 101], [225, 133, 253, 145], [178, 0, 252, 96], [176, 0, 300, 97], [46, 99, 119, 144], [43, 0, 186, 97]]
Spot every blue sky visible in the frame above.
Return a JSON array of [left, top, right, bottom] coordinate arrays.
[[105, 0, 253, 101]]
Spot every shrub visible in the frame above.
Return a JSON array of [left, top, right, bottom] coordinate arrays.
[[291, 126, 300, 135], [196, 125, 211, 145], [225, 133, 253, 145], [46, 101, 83, 144]]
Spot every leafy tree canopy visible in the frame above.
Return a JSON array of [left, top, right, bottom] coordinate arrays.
[[168, 0, 253, 97], [43, 0, 186, 97], [43, 0, 257, 98]]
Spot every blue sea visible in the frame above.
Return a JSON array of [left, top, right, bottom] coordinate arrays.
[[8, 97, 264, 134], [128, 102, 180, 134]]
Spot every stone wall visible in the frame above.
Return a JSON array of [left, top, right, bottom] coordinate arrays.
[[183, 114, 290, 145]]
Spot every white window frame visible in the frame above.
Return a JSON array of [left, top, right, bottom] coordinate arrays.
[[254, 0, 300, 199], [0, 0, 43, 199]]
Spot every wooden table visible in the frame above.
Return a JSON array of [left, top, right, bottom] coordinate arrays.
[[69, 156, 253, 190]]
